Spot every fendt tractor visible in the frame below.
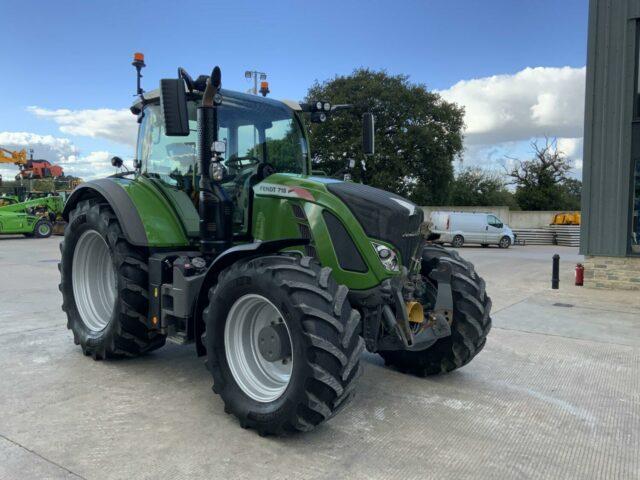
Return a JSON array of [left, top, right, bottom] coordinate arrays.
[[59, 55, 491, 435]]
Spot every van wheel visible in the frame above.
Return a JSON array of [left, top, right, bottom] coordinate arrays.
[[499, 236, 511, 249], [451, 235, 464, 248]]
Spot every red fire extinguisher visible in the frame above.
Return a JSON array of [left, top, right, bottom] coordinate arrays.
[[575, 263, 584, 286]]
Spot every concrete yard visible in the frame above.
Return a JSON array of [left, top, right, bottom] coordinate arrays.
[[0, 236, 638, 479]]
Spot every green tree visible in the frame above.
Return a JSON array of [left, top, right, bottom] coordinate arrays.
[[306, 69, 465, 205], [449, 167, 518, 208], [560, 177, 582, 210], [507, 139, 580, 211], [32, 178, 55, 192]]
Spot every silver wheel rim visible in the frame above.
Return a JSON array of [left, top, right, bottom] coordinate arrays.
[[500, 237, 510, 247], [38, 223, 50, 236], [224, 294, 293, 403], [72, 230, 116, 332]]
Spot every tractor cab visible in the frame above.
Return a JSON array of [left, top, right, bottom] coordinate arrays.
[[132, 89, 309, 237]]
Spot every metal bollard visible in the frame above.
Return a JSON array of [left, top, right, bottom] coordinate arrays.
[[552, 254, 560, 289]]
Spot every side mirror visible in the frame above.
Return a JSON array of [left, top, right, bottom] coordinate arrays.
[[111, 156, 123, 168], [362, 113, 375, 156], [160, 79, 189, 136]]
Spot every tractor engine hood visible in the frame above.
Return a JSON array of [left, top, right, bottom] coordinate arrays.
[[326, 182, 424, 267]]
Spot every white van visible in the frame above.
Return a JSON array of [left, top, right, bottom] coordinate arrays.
[[430, 211, 515, 248]]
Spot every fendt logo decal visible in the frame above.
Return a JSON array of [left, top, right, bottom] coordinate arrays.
[[255, 183, 315, 201]]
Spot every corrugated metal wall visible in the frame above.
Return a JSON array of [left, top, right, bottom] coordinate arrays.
[[581, 0, 640, 257]]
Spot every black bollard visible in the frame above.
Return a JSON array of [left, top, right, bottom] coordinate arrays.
[[552, 254, 560, 289]]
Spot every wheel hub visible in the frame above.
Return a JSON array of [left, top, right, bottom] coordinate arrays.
[[258, 323, 292, 362], [224, 294, 293, 403]]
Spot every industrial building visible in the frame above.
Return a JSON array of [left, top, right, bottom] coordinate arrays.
[[581, 0, 640, 289]]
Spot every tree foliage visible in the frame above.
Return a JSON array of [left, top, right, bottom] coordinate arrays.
[[32, 178, 55, 192], [507, 139, 582, 211], [305, 69, 465, 205], [449, 167, 518, 208]]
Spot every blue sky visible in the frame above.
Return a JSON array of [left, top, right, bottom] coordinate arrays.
[[1, 0, 589, 179]]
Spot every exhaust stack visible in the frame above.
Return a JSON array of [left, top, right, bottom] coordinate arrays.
[[197, 67, 233, 258]]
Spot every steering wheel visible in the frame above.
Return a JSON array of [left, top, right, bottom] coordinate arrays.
[[225, 156, 260, 168]]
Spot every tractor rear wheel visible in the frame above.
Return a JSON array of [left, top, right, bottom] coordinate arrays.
[[379, 244, 491, 376], [59, 199, 165, 359], [203, 254, 364, 435]]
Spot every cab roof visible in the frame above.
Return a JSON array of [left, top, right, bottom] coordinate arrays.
[[131, 87, 301, 113]]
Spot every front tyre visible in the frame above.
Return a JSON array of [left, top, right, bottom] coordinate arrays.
[[499, 236, 511, 249], [380, 244, 492, 376], [59, 199, 165, 360], [34, 219, 53, 238], [451, 235, 464, 248], [203, 254, 364, 435]]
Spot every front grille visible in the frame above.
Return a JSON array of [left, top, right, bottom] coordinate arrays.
[[397, 231, 423, 268], [291, 203, 306, 220], [305, 244, 317, 258], [298, 223, 312, 240]]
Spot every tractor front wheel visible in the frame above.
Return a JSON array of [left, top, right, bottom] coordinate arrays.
[[379, 244, 492, 376], [203, 254, 364, 435], [59, 199, 165, 359]]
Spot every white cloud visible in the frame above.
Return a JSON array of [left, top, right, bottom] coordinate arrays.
[[28, 106, 137, 146], [438, 66, 586, 145], [439, 66, 585, 178], [0, 131, 115, 180]]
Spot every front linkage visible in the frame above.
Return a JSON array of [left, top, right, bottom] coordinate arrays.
[[349, 240, 454, 354]]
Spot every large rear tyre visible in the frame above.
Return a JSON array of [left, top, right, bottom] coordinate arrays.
[[203, 254, 364, 435], [379, 244, 491, 376], [59, 199, 165, 360]]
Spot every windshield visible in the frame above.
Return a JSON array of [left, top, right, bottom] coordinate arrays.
[[137, 93, 309, 187]]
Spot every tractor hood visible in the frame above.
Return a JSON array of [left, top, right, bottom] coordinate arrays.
[[325, 181, 424, 267]]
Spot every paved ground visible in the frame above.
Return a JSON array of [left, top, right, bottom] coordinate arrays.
[[0, 236, 638, 480]]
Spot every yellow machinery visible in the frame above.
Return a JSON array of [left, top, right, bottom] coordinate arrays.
[[551, 212, 581, 225], [0, 147, 27, 166], [0, 148, 28, 181]]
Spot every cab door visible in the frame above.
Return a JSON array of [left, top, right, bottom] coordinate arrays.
[[484, 215, 505, 244]]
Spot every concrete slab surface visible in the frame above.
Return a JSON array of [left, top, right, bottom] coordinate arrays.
[[0, 237, 638, 479]]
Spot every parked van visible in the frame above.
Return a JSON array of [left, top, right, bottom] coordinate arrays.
[[430, 211, 515, 248]]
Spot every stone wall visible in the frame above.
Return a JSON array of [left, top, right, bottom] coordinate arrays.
[[583, 256, 640, 290]]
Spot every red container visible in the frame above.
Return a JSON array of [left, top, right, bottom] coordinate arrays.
[[575, 263, 584, 286]]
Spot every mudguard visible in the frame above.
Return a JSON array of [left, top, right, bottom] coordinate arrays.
[[63, 179, 148, 245], [63, 177, 191, 247]]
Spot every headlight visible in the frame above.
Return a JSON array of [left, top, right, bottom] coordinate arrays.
[[372, 242, 399, 272]]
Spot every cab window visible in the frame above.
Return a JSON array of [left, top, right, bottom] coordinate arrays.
[[488, 215, 503, 228]]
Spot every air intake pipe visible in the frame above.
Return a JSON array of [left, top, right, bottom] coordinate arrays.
[[197, 67, 233, 258]]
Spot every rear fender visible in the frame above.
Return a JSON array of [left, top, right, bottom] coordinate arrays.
[[63, 177, 190, 247], [63, 179, 148, 245]]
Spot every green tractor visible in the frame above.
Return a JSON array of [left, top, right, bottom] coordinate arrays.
[[59, 59, 491, 435], [0, 194, 61, 238]]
